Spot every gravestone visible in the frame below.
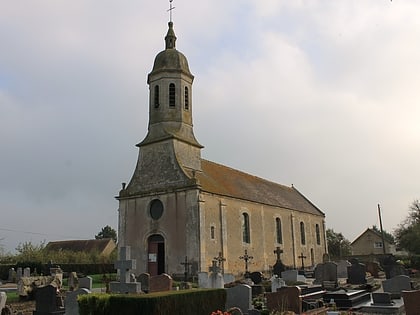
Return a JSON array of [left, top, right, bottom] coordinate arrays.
[[208, 260, 224, 289], [223, 273, 235, 285], [197, 272, 208, 288], [50, 267, 63, 285], [8, 268, 16, 282], [314, 262, 337, 289], [17, 267, 23, 282], [109, 246, 142, 294], [137, 273, 150, 293], [24, 267, 31, 278], [322, 253, 330, 262], [337, 260, 351, 278], [78, 277, 92, 291], [33, 284, 65, 315], [281, 270, 298, 283], [270, 275, 285, 292], [365, 261, 381, 278], [347, 260, 366, 285], [249, 272, 263, 285], [382, 275, 411, 298], [68, 272, 78, 291], [64, 288, 90, 315], [149, 273, 173, 293], [402, 289, 420, 315], [225, 284, 252, 314], [0, 292, 7, 312], [372, 292, 392, 305]]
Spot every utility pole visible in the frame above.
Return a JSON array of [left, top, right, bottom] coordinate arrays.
[[378, 204, 387, 255]]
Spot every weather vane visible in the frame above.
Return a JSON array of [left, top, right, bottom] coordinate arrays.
[[168, 0, 175, 22]]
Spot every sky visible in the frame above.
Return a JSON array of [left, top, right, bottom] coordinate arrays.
[[1, 1, 419, 253]]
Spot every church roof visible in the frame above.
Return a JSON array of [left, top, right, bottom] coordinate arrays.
[[195, 159, 325, 216]]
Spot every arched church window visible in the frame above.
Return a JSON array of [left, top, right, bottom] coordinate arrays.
[[276, 218, 283, 244], [300, 221, 306, 245], [210, 226, 215, 239], [169, 83, 175, 107], [150, 199, 164, 220], [154, 85, 160, 108], [184, 86, 189, 110], [242, 213, 251, 244], [316, 224, 321, 245]]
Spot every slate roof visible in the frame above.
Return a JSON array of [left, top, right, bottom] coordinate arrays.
[[194, 159, 325, 216], [45, 239, 116, 255]]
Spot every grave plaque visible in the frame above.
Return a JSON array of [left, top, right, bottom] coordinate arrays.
[[347, 260, 366, 285], [33, 284, 65, 315], [225, 284, 252, 314], [149, 273, 173, 293]]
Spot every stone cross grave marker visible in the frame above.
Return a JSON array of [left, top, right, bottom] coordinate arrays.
[[180, 256, 192, 282], [208, 260, 224, 289], [239, 250, 253, 277], [273, 246, 285, 276], [298, 252, 306, 270], [214, 252, 226, 273], [109, 246, 142, 294]]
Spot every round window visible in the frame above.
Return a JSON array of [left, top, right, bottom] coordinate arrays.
[[150, 199, 164, 220]]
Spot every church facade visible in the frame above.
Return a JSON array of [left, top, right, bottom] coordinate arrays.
[[116, 21, 327, 277]]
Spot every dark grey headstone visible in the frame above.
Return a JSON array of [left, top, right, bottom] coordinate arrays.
[[225, 284, 252, 314], [272, 260, 285, 277], [33, 284, 64, 314], [347, 261, 366, 285], [382, 275, 411, 298], [372, 292, 392, 305], [249, 272, 263, 284]]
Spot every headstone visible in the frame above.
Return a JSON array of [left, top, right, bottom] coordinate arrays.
[[323, 253, 330, 262], [197, 272, 208, 288], [382, 275, 411, 298], [208, 260, 224, 289], [337, 260, 351, 278], [109, 246, 142, 294], [223, 273, 235, 285], [270, 275, 285, 292], [78, 277, 92, 291], [365, 261, 381, 278], [68, 272, 78, 291], [0, 292, 7, 312], [8, 268, 16, 283], [149, 273, 173, 293], [225, 284, 252, 314], [64, 288, 90, 315], [50, 267, 63, 285], [281, 270, 298, 283], [372, 292, 392, 305], [137, 273, 150, 293], [33, 284, 65, 314], [314, 262, 337, 289], [347, 260, 366, 285], [249, 272, 263, 285], [17, 267, 23, 282], [24, 267, 31, 278], [402, 289, 420, 315]]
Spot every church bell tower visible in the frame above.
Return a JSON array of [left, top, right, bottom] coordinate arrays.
[[121, 20, 203, 197]]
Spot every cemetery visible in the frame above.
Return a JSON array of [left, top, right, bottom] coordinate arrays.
[[1, 246, 420, 314]]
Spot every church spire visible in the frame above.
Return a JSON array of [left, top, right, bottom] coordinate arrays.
[[165, 22, 177, 49]]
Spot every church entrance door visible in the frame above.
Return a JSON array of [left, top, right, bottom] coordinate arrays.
[[148, 234, 165, 276]]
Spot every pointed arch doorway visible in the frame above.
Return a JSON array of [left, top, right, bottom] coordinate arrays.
[[148, 234, 165, 276]]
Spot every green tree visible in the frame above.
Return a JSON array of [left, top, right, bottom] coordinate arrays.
[[326, 228, 352, 258], [95, 225, 117, 243], [15, 241, 46, 262], [395, 200, 420, 254]]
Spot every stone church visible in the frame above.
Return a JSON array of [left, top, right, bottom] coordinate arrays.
[[116, 21, 327, 277]]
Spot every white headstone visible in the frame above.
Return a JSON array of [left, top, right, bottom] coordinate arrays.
[[198, 272, 209, 288], [270, 275, 285, 292], [78, 276, 92, 291], [23, 267, 31, 278], [0, 292, 7, 312]]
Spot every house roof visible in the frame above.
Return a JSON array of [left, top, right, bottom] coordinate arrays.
[[45, 239, 116, 254], [351, 228, 392, 245], [193, 159, 325, 216]]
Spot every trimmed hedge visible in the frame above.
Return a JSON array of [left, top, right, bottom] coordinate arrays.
[[78, 289, 226, 315]]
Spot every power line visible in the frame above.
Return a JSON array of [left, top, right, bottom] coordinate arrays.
[[0, 227, 89, 240]]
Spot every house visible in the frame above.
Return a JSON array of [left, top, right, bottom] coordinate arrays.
[[351, 228, 395, 255], [45, 239, 116, 257]]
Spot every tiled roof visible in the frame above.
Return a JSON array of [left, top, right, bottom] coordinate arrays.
[[194, 159, 324, 216], [45, 239, 116, 254]]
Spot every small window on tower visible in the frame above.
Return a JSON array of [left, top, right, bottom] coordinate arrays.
[[169, 83, 175, 107], [184, 87, 189, 110], [154, 85, 160, 108], [210, 226, 215, 240]]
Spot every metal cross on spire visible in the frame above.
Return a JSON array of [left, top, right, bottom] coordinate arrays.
[[168, 0, 175, 22]]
